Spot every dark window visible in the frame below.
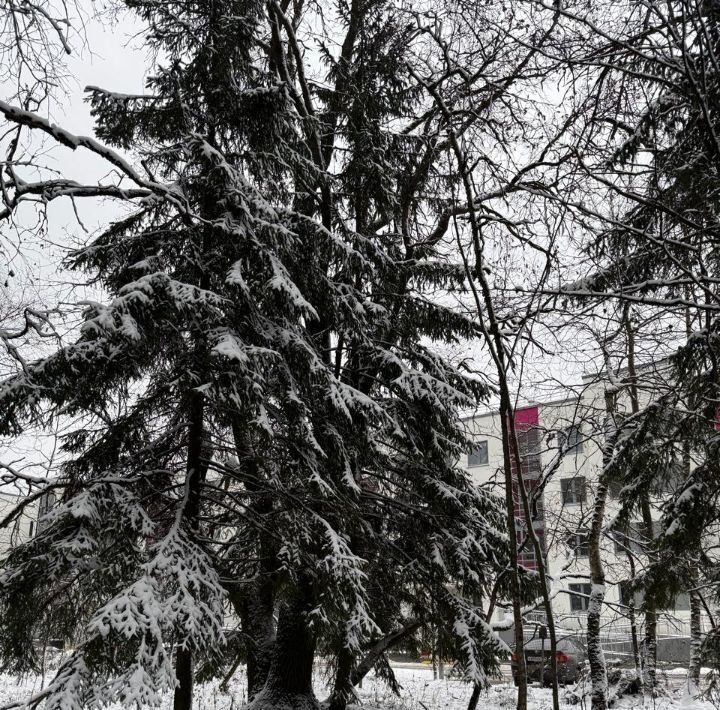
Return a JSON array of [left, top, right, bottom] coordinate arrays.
[[559, 425, 583, 453], [561, 477, 587, 505], [468, 440, 489, 467], [567, 530, 589, 557], [651, 461, 684, 496], [608, 479, 623, 499], [618, 580, 644, 607], [38, 490, 56, 518], [37, 490, 57, 533], [569, 583, 592, 612], [613, 521, 658, 554], [618, 580, 632, 606], [672, 592, 691, 611], [28, 520, 34, 537]]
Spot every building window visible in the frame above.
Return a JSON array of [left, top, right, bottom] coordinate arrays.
[[559, 425, 583, 453], [651, 461, 684, 496], [567, 530, 590, 557], [37, 490, 57, 533], [561, 477, 587, 505], [468, 440, 489, 467], [569, 583, 592, 612], [612, 521, 657, 554], [608, 479, 623, 499], [38, 490, 56, 518], [619, 580, 645, 608], [672, 592, 691, 611]]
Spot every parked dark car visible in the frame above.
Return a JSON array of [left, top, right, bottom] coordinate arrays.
[[511, 636, 586, 686]]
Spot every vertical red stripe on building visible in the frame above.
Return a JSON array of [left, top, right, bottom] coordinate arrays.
[[511, 406, 544, 570]]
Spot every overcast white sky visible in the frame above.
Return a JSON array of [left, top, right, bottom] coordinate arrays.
[[0, 6, 153, 485]]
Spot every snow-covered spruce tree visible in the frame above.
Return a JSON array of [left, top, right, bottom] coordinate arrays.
[[601, 337, 720, 684], [0, 1, 510, 708]]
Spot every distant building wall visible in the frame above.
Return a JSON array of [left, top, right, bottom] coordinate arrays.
[[463, 367, 716, 664]]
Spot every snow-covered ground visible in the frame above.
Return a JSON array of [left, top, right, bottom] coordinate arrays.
[[0, 666, 715, 710]]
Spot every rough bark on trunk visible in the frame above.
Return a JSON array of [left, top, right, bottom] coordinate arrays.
[[249, 578, 318, 710], [499, 399, 528, 710], [689, 588, 703, 690], [625, 314, 657, 691], [640, 495, 657, 689], [328, 647, 353, 710], [230, 584, 275, 698], [230, 420, 277, 698], [508, 419, 559, 710], [587, 495, 608, 710], [174, 391, 207, 710], [684, 426, 702, 691], [586, 388, 616, 710], [625, 552, 642, 684]]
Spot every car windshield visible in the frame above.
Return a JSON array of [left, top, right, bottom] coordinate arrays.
[[521, 637, 581, 653]]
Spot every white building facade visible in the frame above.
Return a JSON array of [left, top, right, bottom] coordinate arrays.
[[463, 372, 711, 662]]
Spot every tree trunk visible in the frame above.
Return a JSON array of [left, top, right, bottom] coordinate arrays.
[[230, 419, 277, 698], [586, 388, 615, 710], [498, 398, 528, 710], [625, 551, 642, 684], [587, 495, 608, 710], [348, 620, 420, 689], [174, 390, 207, 710], [639, 495, 657, 689], [229, 584, 276, 698], [328, 647, 353, 710], [467, 683, 482, 710], [689, 587, 702, 690], [174, 648, 194, 710], [626, 313, 657, 691], [249, 578, 318, 710], [508, 418, 559, 710]]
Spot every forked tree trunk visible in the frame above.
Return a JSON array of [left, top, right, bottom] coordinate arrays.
[[250, 578, 318, 710], [328, 618, 422, 710], [349, 620, 420, 688]]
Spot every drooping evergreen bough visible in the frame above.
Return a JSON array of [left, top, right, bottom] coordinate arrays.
[[0, 1, 509, 707]]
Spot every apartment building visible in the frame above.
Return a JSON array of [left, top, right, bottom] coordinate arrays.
[[0, 488, 38, 554], [463, 368, 709, 661]]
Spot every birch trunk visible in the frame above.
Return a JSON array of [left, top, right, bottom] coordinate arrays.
[[587, 388, 615, 710], [689, 588, 702, 690]]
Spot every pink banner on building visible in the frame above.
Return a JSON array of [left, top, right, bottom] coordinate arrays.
[[514, 405, 539, 429]]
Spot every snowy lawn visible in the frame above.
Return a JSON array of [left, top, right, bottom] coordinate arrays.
[[0, 666, 714, 710]]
